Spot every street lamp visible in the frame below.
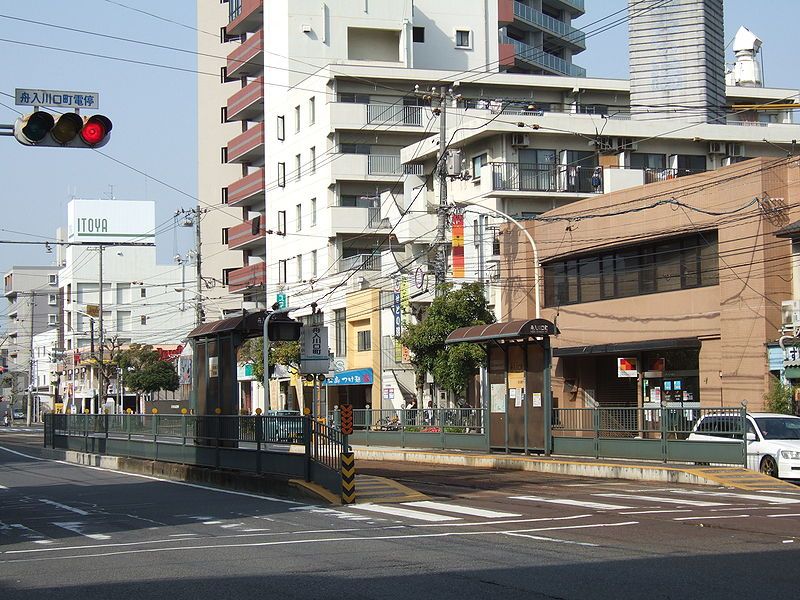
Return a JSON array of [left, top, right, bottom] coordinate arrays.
[[453, 201, 541, 319]]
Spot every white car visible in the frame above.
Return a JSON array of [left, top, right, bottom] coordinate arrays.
[[688, 412, 800, 479]]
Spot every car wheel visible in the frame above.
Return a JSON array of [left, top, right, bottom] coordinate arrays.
[[760, 455, 779, 478]]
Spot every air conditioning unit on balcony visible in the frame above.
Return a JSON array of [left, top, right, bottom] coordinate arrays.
[[708, 142, 726, 155], [726, 143, 745, 157], [510, 133, 529, 147], [782, 300, 800, 331]]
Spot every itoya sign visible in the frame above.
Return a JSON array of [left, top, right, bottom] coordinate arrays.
[[67, 199, 156, 243]]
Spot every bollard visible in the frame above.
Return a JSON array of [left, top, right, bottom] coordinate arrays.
[[341, 451, 356, 504]]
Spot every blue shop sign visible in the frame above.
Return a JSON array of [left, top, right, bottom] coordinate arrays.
[[325, 368, 373, 386]]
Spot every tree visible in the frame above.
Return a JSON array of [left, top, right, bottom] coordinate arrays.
[[401, 283, 494, 397], [764, 376, 794, 415], [117, 344, 179, 397], [238, 338, 300, 382]]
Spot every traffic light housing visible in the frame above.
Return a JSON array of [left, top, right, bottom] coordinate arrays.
[[267, 315, 302, 341], [14, 111, 112, 148]]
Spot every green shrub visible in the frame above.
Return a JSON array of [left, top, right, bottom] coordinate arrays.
[[764, 377, 794, 414]]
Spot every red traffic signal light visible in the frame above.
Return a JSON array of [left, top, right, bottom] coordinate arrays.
[[14, 110, 112, 148]]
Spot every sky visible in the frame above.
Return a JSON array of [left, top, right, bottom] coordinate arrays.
[[0, 1, 797, 295]]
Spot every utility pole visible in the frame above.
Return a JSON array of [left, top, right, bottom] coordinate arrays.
[[98, 245, 105, 412], [433, 86, 448, 297], [195, 208, 204, 326], [27, 295, 34, 426]]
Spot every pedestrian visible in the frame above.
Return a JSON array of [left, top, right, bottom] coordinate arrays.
[[425, 400, 434, 426]]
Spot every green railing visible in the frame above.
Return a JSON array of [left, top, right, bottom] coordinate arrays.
[[44, 413, 347, 494], [551, 406, 747, 465]]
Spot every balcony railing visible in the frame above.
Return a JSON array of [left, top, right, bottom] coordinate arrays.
[[499, 33, 586, 77], [227, 217, 266, 251], [228, 263, 266, 293], [227, 122, 265, 165], [367, 154, 401, 175], [227, 29, 263, 79], [513, 1, 586, 49], [227, 76, 264, 122], [228, 168, 265, 208], [643, 168, 705, 183], [491, 163, 602, 194], [339, 254, 382, 273], [366, 104, 422, 126]]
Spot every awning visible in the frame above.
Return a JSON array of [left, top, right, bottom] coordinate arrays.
[[445, 319, 557, 345], [774, 221, 800, 238], [187, 311, 267, 339], [554, 337, 701, 357], [325, 368, 373, 386]]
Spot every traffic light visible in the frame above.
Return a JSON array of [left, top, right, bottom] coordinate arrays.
[[14, 110, 112, 148], [267, 315, 302, 341]]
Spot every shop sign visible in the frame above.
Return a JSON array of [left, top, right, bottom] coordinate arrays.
[[617, 357, 638, 378], [325, 368, 373, 386]]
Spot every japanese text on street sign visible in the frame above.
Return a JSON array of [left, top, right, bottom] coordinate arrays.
[[15, 88, 100, 109], [300, 325, 329, 374]]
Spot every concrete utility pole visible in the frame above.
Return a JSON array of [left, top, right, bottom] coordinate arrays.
[[195, 208, 205, 326], [27, 295, 34, 426], [433, 86, 448, 297], [98, 245, 105, 411]]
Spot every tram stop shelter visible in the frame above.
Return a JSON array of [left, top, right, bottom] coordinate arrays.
[[446, 319, 557, 454]]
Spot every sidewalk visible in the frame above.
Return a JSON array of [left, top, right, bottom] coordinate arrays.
[[353, 446, 799, 491]]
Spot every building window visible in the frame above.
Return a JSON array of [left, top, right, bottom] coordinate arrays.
[[48, 293, 57, 306], [310, 146, 316, 173], [277, 210, 287, 235], [294, 105, 301, 132], [222, 268, 236, 286], [140, 287, 147, 298], [357, 330, 371, 352], [338, 92, 370, 104], [48, 314, 57, 326], [543, 232, 719, 307], [335, 309, 347, 356], [296, 254, 303, 281], [277, 115, 285, 140], [340, 143, 371, 155], [48, 274, 57, 285], [117, 310, 131, 332], [295, 203, 302, 231], [221, 187, 229, 204], [221, 147, 228, 163], [309, 97, 315, 125], [278, 260, 287, 284], [310, 198, 317, 226], [577, 104, 609, 116], [471, 153, 487, 179], [140, 315, 147, 326], [222, 228, 229, 244], [311, 249, 318, 278], [455, 30, 471, 49], [295, 154, 301, 180], [220, 66, 228, 83], [277, 162, 286, 187], [220, 106, 228, 123], [413, 27, 425, 43]]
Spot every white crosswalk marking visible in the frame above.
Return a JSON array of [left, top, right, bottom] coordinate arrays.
[[53, 522, 110, 540], [594, 493, 728, 507], [669, 490, 800, 504], [39, 499, 89, 515], [351, 504, 461, 522], [403, 501, 520, 519], [510, 496, 635, 510]]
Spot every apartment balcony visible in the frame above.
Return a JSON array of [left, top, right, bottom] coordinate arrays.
[[328, 206, 390, 235], [227, 77, 264, 122], [227, 29, 263, 79], [498, 33, 586, 77], [228, 217, 266, 252], [226, 0, 263, 37], [330, 153, 424, 181], [338, 254, 382, 274], [228, 168, 265, 210], [511, 1, 585, 51], [330, 102, 424, 130], [228, 262, 266, 294], [227, 122, 265, 166]]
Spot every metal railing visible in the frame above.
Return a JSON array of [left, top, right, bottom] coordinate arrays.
[[643, 168, 706, 183], [228, 0, 242, 22], [551, 406, 747, 465], [498, 33, 586, 77], [367, 154, 402, 175], [331, 407, 485, 435], [491, 162, 602, 194], [338, 253, 381, 273], [44, 413, 348, 494], [366, 104, 422, 126], [513, 1, 586, 48], [367, 206, 385, 228]]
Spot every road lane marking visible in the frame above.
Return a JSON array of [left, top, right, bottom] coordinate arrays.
[[202, 521, 222, 525], [403, 501, 520, 519], [416, 514, 592, 528], [502, 532, 598, 547], [669, 490, 800, 504], [767, 514, 800, 518], [52, 522, 111, 540], [39, 499, 89, 516], [674, 515, 750, 521], [219, 523, 244, 529], [510, 496, 634, 510], [0, 484, 8, 490], [2, 521, 640, 563], [350, 504, 461, 522], [594, 493, 728, 507], [168, 533, 199, 537], [620, 509, 692, 515]]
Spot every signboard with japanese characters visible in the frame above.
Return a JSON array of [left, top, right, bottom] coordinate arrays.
[[15, 88, 99, 109], [300, 324, 329, 374]]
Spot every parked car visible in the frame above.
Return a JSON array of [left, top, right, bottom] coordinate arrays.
[[264, 410, 304, 443], [12, 409, 25, 420], [688, 412, 800, 478]]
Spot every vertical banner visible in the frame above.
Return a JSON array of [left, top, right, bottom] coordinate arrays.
[[393, 277, 403, 362], [400, 276, 411, 363], [452, 213, 464, 278]]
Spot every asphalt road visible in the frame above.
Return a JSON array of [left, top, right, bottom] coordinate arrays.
[[2, 428, 800, 599]]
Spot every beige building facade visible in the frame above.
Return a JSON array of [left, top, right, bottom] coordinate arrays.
[[504, 157, 800, 411]]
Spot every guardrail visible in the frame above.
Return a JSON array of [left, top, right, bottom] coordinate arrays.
[[551, 406, 747, 465], [329, 407, 489, 451], [44, 413, 347, 494]]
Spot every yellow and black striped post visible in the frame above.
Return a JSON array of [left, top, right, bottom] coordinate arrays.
[[341, 451, 356, 504]]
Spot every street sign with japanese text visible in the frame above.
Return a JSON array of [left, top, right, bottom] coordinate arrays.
[[300, 324, 329, 374], [15, 88, 100, 110]]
